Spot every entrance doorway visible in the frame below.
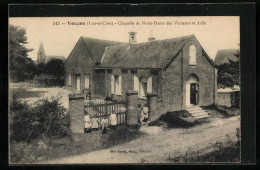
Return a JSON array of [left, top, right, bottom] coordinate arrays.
[[186, 74, 199, 107], [190, 83, 198, 105]]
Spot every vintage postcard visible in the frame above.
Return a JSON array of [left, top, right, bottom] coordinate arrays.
[[9, 16, 241, 164]]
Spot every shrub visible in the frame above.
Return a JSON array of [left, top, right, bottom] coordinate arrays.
[[10, 96, 70, 143]]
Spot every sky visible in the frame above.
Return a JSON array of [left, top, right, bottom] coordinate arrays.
[[9, 17, 240, 61]]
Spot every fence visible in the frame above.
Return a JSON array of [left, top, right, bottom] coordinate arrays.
[[84, 101, 127, 128]]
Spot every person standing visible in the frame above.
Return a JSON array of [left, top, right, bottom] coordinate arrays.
[[101, 116, 108, 134], [109, 110, 117, 130], [91, 114, 99, 131], [84, 111, 92, 134], [140, 104, 149, 125]]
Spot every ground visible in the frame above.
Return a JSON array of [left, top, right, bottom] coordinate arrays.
[[9, 82, 240, 164], [38, 115, 239, 164]]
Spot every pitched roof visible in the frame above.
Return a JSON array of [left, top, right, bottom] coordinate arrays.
[[81, 37, 127, 63], [100, 35, 194, 69], [214, 49, 239, 67]]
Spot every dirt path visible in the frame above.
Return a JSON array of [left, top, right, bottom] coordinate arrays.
[[42, 116, 240, 164]]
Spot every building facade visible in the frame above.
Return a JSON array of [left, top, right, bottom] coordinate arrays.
[[64, 36, 125, 94], [65, 34, 217, 118]]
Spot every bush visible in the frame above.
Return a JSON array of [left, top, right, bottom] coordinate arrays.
[[10, 96, 70, 143]]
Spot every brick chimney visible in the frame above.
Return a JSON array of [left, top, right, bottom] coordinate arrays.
[[128, 32, 137, 44]]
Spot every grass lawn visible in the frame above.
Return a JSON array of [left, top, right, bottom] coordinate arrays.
[[167, 141, 240, 163], [10, 125, 145, 163]]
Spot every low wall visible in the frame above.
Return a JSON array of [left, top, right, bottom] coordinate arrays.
[[217, 91, 240, 108]]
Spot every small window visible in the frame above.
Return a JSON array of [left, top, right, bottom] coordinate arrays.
[[68, 74, 71, 86], [189, 45, 196, 65]]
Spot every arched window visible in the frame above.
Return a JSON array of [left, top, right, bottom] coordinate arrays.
[[189, 45, 197, 65]]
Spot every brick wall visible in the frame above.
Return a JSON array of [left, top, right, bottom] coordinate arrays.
[[65, 38, 95, 93], [105, 68, 159, 102], [159, 37, 215, 114], [182, 37, 215, 107], [162, 52, 183, 112], [69, 96, 85, 134]]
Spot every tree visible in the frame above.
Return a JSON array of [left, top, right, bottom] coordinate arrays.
[[217, 50, 240, 88], [45, 58, 65, 78], [35, 62, 46, 76], [9, 25, 34, 81]]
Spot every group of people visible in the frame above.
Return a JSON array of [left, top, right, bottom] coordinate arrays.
[[84, 110, 117, 134], [84, 103, 149, 134], [139, 104, 149, 125]]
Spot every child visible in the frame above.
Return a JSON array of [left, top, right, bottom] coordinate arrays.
[[140, 104, 149, 125], [101, 116, 108, 134], [109, 110, 117, 130], [84, 111, 92, 134], [91, 114, 99, 131]]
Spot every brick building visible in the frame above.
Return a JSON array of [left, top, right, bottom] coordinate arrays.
[[64, 36, 125, 93], [65, 33, 217, 118]]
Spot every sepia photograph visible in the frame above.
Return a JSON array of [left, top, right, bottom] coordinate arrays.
[[8, 16, 241, 164]]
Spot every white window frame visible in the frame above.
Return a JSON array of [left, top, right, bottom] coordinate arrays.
[[189, 45, 197, 65]]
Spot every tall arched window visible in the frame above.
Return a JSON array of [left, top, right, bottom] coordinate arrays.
[[189, 45, 197, 65]]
